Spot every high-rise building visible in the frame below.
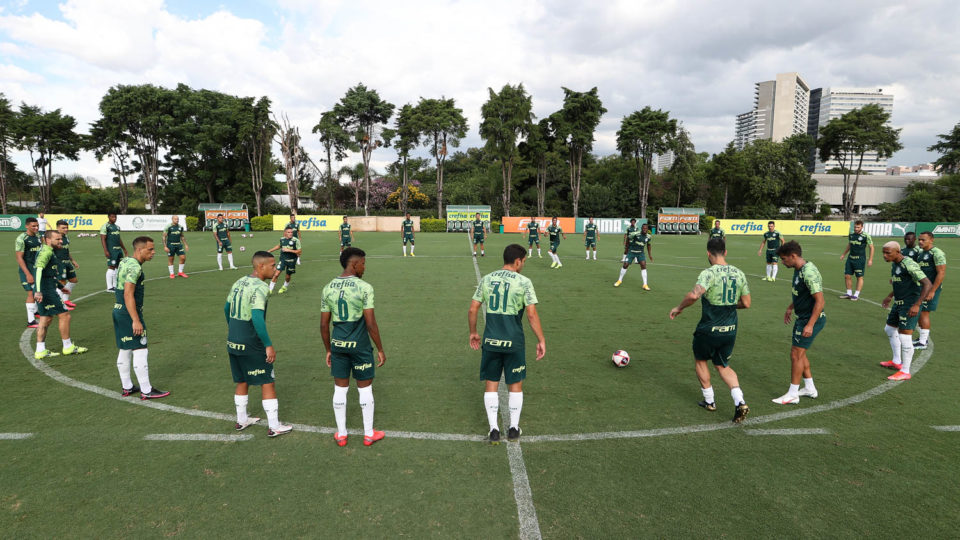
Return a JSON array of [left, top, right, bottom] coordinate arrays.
[[813, 88, 894, 174], [654, 150, 675, 173], [734, 73, 810, 149], [806, 88, 823, 172]]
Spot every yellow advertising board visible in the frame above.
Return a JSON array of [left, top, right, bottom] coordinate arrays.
[[46, 214, 109, 231], [273, 215, 343, 231], [723, 219, 848, 236]]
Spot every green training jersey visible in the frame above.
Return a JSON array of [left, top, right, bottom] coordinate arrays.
[[33, 245, 59, 292], [285, 221, 300, 237], [547, 225, 562, 243], [115, 257, 145, 310], [472, 269, 538, 352], [15, 232, 42, 269], [847, 232, 873, 258], [627, 230, 652, 253], [279, 236, 301, 262], [472, 219, 485, 236], [527, 221, 540, 238], [584, 223, 598, 240], [890, 256, 926, 303], [791, 261, 823, 320], [402, 219, 414, 235], [764, 231, 783, 251], [694, 264, 750, 337], [624, 225, 637, 245], [164, 223, 185, 246], [916, 247, 946, 284], [902, 246, 920, 261], [320, 276, 375, 352], [54, 233, 72, 263], [100, 222, 123, 250], [214, 222, 230, 241], [339, 223, 352, 240], [226, 276, 270, 347], [709, 227, 724, 239]]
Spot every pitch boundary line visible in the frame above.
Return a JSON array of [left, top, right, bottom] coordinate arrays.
[[144, 433, 253, 441], [931, 426, 960, 432], [745, 428, 831, 436], [0, 433, 33, 440]]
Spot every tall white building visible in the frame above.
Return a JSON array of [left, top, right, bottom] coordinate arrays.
[[654, 150, 675, 173], [734, 72, 810, 149], [813, 88, 895, 174]]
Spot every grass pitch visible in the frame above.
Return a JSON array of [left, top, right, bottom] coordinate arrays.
[[2, 229, 959, 537]]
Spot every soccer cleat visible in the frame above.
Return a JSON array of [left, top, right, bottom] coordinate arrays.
[[403, 253, 407, 257], [410, 253, 415, 257], [169, 273, 175, 279], [849, 296, 859, 302], [732, 403, 750, 423], [473, 252, 477, 257], [642, 284, 650, 291], [797, 387, 819, 399], [121, 385, 140, 397], [334, 433, 348, 447], [61, 344, 88, 355], [278, 287, 287, 295], [614, 280, 622, 287], [697, 400, 717, 411], [488, 428, 501, 445], [229, 266, 238, 270], [107, 287, 116, 292], [363, 430, 385, 446], [64, 304, 75, 311], [772, 393, 800, 405], [235, 417, 260, 431], [838, 293, 851, 299], [481, 253, 484, 257], [507, 426, 522, 442], [64, 300, 77, 308], [177, 272, 189, 278], [268, 424, 293, 437], [140, 388, 171, 400], [879, 360, 902, 370], [34, 349, 60, 359], [550, 262, 558, 268], [538, 254, 542, 258], [887, 371, 912, 381], [913, 341, 927, 350], [556, 263, 562, 268]]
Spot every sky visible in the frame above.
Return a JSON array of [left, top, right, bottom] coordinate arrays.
[[2, 0, 959, 186]]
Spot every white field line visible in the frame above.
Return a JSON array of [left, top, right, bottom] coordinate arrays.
[[745, 428, 831, 436], [467, 239, 542, 540], [0, 433, 34, 440], [144, 433, 253, 441], [931, 426, 960, 432]]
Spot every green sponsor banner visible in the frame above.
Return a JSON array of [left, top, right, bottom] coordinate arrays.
[[916, 222, 960, 238], [445, 205, 491, 232], [575, 218, 639, 234], [0, 214, 32, 231], [858, 222, 916, 237]]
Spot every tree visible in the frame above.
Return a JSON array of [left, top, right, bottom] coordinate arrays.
[[479, 84, 532, 217], [519, 119, 554, 216], [0, 93, 16, 213], [14, 104, 82, 211], [273, 112, 303, 214], [332, 83, 395, 215], [817, 103, 902, 220], [88, 118, 138, 213], [551, 87, 606, 218], [391, 104, 418, 213], [312, 110, 351, 212], [616, 106, 677, 219], [237, 96, 275, 216], [928, 122, 960, 174], [413, 97, 468, 219], [878, 174, 960, 221], [666, 125, 697, 207]]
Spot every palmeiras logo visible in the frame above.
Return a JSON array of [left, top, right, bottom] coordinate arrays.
[[132, 216, 145, 229], [0, 216, 22, 229]]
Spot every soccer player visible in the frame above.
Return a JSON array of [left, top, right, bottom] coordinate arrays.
[[543, 216, 566, 268], [913, 231, 947, 350], [33, 230, 88, 358], [468, 244, 546, 444], [709, 219, 724, 239], [225, 251, 293, 437], [879, 241, 932, 381], [615, 223, 653, 289], [15, 217, 42, 328], [471, 213, 486, 257], [839, 220, 874, 300], [772, 241, 824, 404], [163, 215, 189, 279], [320, 247, 387, 447], [757, 221, 784, 281], [100, 212, 128, 291], [113, 236, 170, 399], [902, 232, 920, 261], [213, 214, 237, 270], [584, 217, 598, 260], [37, 211, 47, 234], [669, 237, 752, 423], [338, 216, 354, 253], [54, 220, 79, 310], [622, 218, 637, 262], [286, 213, 302, 265], [401, 212, 416, 257], [526, 217, 542, 258], [267, 228, 302, 294]]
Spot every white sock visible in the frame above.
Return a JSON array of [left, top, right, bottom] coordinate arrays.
[[36, 341, 46, 353], [701, 386, 714, 403], [179, 263, 185, 273], [227, 253, 235, 267], [772, 266, 778, 279], [234, 394, 249, 424], [641, 269, 648, 285], [788, 383, 800, 396], [57, 288, 65, 301], [586, 250, 590, 259], [484, 392, 499, 431], [116, 350, 133, 389], [899, 334, 915, 374], [65, 281, 75, 294], [885, 325, 901, 364], [508, 392, 523, 429], [333, 385, 348, 436], [283, 280, 291, 289], [217, 253, 223, 269], [853, 290, 860, 298], [62, 338, 72, 348], [106, 268, 116, 289], [554, 255, 561, 265], [403, 245, 407, 255], [846, 289, 853, 296], [410, 246, 414, 254], [269, 281, 276, 292], [26, 302, 36, 323], [766, 266, 772, 279], [919, 329, 930, 343], [297, 257, 301, 263], [618, 267, 627, 281], [132, 348, 152, 393], [593, 251, 597, 260], [168, 264, 174, 275], [731, 387, 745, 406], [358, 385, 375, 437], [262, 398, 279, 429], [803, 377, 816, 391], [537, 248, 541, 256]]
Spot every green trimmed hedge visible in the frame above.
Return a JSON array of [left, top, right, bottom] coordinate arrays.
[[421, 218, 446, 232], [490, 220, 501, 233], [251, 216, 273, 231], [186, 216, 199, 231]]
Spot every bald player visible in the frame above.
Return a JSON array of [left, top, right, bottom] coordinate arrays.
[[879, 241, 932, 381]]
